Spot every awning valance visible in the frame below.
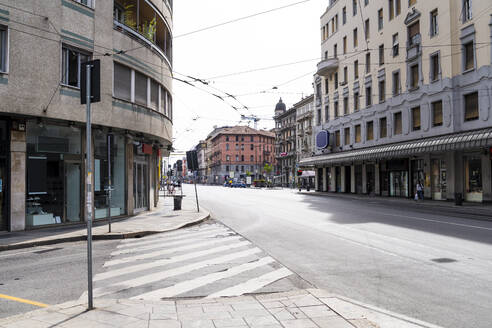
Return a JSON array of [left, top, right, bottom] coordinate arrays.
[[299, 128, 492, 166]]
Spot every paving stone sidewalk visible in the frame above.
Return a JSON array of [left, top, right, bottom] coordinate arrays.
[[0, 289, 443, 328], [0, 194, 209, 251]]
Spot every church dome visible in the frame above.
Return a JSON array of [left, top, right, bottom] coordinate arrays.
[[275, 98, 286, 113]]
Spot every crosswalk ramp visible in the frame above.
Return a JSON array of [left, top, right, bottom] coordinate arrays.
[[89, 222, 300, 300]]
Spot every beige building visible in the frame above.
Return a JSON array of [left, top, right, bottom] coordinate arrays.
[[0, 0, 173, 231], [274, 99, 296, 187], [302, 0, 492, 202]]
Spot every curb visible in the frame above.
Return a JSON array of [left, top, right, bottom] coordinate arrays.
[[0, 213, 210, 252]]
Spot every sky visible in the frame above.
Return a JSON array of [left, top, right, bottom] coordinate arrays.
[[170, 0, 327, 159]]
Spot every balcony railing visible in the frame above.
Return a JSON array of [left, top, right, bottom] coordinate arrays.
[[406, 33, 421, 61], [316, 58, 339, 77], [114, 0, 172, 64]]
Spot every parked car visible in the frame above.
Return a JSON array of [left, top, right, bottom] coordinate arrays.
[[232, 182, 246, 188]]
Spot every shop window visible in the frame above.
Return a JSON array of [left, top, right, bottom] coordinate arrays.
[[366, 121, 374, 140], [465, 157, 482, 202], [355, 125, 361, 143], [412, 106, 421, 131], [430, 9, 438, 37], [62, 46, 91, 88], [134, 71, 147, 106], [463, 41, 474, 71], [344, 127, 350, 145], [464, 92, 479, 121], [432, 100, 443, 126], [394, 112, 402, 135], [0, 25, 7, 73]]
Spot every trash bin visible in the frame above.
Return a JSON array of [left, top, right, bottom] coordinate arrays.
[[454, 192, 463, 206], [173, 195, 182, 210]]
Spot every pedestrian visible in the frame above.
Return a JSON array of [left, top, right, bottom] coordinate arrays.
[[416, 181, 424, 201]]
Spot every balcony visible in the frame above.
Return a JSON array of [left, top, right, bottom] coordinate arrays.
[[407, 33, 421, 61], [305, 126, 312, 134], [316, 58, 339, 77], [114, 0, 172, 64]]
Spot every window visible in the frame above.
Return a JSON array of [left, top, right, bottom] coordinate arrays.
[[464, 92, 479, 121], [113, 63, 131, 101], [389, 0, 394, 20], [462, 0, 472, 22], [355, 125, 361, 143], [410, 64, 419, 89], [344, 127, 350, 145], [343, 36, 347, 54], [334, 101, 339, 118], [392, 71, 400, 96], [380, 117, 387, 138], [226, 165, 229, 172], [343, 96, 349, 115], [150, 79, 159, 110], [365, 19, 370, 40], [251, 136, 254, 142], [241, 144, 244, 150], [367, 121, 374, 140], [378, 9, 384, 30], [235, 166, 239, 172], [235, 136, 239, 141], [432, 100, 443, 126], [379, 44, 384, 65], [353, 0, 357, 16], [241, 136, 244, 141], [235, 143, 239, 150], [62, 46, 90, 88], [353, 28, 358, 48], [250, 144, 254, 150], [379, 80, 386, 103], [464, 41, 474, 71], [396, 0, 401, 16], [335, 130, 341, 147], [334, 44, 338, 58], [408, 21, 420, 46], [412, 106, 421, 131], [354, 60, 359, 79], [430, 52, 440, 81], [226, 155, 230, 161], [430, 9, 438, 37], [134, 71, 147, 106], [317, 108, 322, 124], [325, 78, 329, 94], [365, 52, 371, 73], [366, 86, 372, 106], [365, 0, 369, 6], [394, 112, 402, 135], [241, 155, 244, 161], [409, 0, 416, 6], [250, 155, 254, 162], [343, 66, 348, 83], [0, 25, 7, 73], [74, 0, 93, 8], [343, 7, 347, 24], [324, 105, 329, 122], [226, 136, 229, 141], [392, 33, 399, 56], [334, 72, 338, 88], [354, 92, 360, 111], [235, 155, 239, 161], [226, 144, 230, 150]]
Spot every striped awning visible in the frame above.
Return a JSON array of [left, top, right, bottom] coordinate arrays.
[[299, 128, 492, 166]]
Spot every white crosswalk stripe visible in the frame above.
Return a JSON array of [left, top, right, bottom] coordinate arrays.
[[91, 223, 295, 300]]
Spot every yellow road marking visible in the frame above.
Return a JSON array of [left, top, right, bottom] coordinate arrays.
[[0, 293, 48, 308]]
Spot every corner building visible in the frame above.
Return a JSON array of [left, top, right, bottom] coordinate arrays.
[[0, 0, 173, 231], [301, 0, 492, 202]]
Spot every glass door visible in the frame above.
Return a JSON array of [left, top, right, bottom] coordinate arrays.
[[133, 159, 148, 213]]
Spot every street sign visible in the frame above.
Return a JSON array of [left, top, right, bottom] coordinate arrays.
[[186, 150, 199, 172], [316, 130, 329, 149], [80, 60, 100, 104]]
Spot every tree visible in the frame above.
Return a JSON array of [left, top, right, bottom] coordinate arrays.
[[263, 163, 273, 176]]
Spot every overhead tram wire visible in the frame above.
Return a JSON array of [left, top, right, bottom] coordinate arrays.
[[173, 0, 314, 39]]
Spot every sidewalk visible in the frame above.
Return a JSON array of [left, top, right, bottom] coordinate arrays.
[[0, 289, 443, 328], [0, 193, 209, 251], [298, 190, 492, 220]]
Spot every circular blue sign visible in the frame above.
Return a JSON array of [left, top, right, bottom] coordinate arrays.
[[316, 130, 329, 149]]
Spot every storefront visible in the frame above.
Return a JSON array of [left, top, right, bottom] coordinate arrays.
[[380, 159, 409, 197], [431, 159, 447, 200], [355, 165, 363, 194], [411, 159, 425, 198], [464, 155, 482, 202], [94, 132, 126, 219], [344, 166, 351, 193], [366, 164, 375, 195], [26, 121, 82, 227], [133, 144, 150, 213], [335, 166, 341, 192], [0, 120, 9, 231]]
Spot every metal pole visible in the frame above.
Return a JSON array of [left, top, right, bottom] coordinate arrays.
[[85, 63, 93, 310], [107, 134, 112, 233], [194, 171, 199, 212]]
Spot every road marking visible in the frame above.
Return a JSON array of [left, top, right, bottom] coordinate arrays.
[[93, 248, 262, 298], [118, 225, 223, 244], [117, 227, 228, 249], [131, 256, 275, 300], [0, 293, 48, 308], [112, 229, 231, 255], [104, 235, 242, 267], [0, 247, 54, 258], [94, 240, 252, 281], [207, 267, 292, 298]]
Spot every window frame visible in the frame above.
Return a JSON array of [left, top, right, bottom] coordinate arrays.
[[392, 70, 400, 96], [411, 106, 421, 131], [0, 25, 8, 74], [432, 100, 443, 127], [366, 121, 374, 141], [344, 127, 351, 145], [430, 9, 438, 37], [463, 41, 475, 72], [380, 117, 387, 138], [355, 124, 361, 143], [61, 45, 92, 89], [378, 9, 384, 30], [430, 51, 440, 82], [409, 63, 419, 89], [464, 92, 479, 122], [394, 112, 402, 135], [73, 0, 94, 9]]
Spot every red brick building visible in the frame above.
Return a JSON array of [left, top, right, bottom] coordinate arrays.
[[209, 126, 276, 183]]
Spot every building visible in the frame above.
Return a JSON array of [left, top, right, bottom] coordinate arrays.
[[209, 126, 275, 184], [295, 95, 315, 188], [0, 0, 173, 231], [274, 98, 297, 187], [195, 140, 207, 183], [301, 0, 492, 202]]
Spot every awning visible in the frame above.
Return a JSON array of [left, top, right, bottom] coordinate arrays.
[[299, 128, 492, 166]]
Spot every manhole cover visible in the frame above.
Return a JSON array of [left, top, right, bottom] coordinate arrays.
[[431, 258, 457, 263]]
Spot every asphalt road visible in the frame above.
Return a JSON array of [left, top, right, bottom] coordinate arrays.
[[191, 184, 492, 328]]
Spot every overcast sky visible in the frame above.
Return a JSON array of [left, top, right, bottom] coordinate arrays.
[[171, 0, 326, 159]]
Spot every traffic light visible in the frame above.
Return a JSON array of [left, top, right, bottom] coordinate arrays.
[[177, 160, 183, 172], [297, 170, 303, 176]]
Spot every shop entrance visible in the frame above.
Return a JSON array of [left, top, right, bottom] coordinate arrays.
[[335, 167, 341, 192], [344, 166, 351, 193], [366, 164, 375, 195], [431, 159, 447, 200], [134, 157, 148, 213], [355, 165, 363, 194], [0, 120, 8, 230]]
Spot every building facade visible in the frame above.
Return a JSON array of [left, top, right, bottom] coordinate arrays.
[[0, 0, 173, 231], [195, 140, 207, 183], [209, 126, 275, 184], [295, 95, 315, 187], [274, 99, 297, 187], [301, 0, 492, 202]]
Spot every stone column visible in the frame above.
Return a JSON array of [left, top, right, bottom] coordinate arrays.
[[322, 167, 327, 192], [362, 164, 367, 194], [330, 167, 336, 192], [351, 165, 355, 193], [375, 163, 380, 195], [454, 151, 464, 200], [10, 130, 26, 231], [445, 152, 455, 200]]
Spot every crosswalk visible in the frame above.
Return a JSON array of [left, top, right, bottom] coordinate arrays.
[[89, 222, 297, 300]]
